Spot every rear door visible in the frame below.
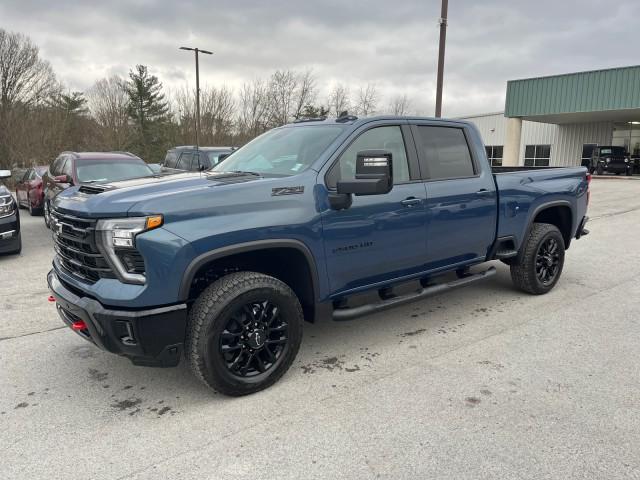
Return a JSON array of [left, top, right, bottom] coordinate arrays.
[[321, 122, 427, 295], [410, 122, 497, 270]]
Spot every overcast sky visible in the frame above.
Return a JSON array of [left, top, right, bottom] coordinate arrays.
[[1, 0, 639, 117]]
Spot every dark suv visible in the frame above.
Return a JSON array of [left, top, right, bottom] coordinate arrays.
[[161, 146, 235, 173], [587, 146, 632, 175], [43, 151, 155, 228]]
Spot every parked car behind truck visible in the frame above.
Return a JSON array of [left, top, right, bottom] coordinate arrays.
[[587, 146, 632, 175], [48, 115, 590, 396], [0, 170, 21, 255], [42, 151, 156, 228], [161, 146, 235, 173], [15, 165, 48, 215]]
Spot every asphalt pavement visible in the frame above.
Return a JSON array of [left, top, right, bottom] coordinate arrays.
[[1, 179, 639, 479]]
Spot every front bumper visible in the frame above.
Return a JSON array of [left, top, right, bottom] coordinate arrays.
[[0, 211, 20, 253], [48, 269, 187, 367]]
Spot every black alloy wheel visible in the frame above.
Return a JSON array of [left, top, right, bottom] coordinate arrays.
[[187, 271, 303, 396], [535, 237, 560, 286], [219, 300, 289, 378]]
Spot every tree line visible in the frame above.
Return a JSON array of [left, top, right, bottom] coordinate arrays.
[[0, 28, 415, 169]]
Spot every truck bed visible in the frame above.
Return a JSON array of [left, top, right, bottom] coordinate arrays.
[[492, 166, 589, 249]]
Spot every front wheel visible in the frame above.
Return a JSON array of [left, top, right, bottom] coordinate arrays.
[[510, 223, 565, 295], [186, 271, 303, 396]]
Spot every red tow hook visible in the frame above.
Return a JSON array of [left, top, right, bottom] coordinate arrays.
[[71, 320, 88, 331], [47, 295, 56, 303]]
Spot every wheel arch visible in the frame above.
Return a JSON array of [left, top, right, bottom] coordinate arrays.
[[179, 240, 321, 322], [516, 201, 573, 262]]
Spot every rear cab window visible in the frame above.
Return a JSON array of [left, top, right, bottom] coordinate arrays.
[[412, 125, 476, 180]]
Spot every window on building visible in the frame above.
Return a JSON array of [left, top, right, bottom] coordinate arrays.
[[485, 145, 503, 166], [524, 145, 551, 167]]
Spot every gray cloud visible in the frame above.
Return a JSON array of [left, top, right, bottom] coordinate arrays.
[[1, 0, 638, 116]]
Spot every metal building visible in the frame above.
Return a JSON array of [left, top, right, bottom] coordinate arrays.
[[458, 65, 640, 167]]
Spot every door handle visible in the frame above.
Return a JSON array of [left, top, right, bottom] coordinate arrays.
[[476, 189, 492, 196], [401, 197, 422, 207]]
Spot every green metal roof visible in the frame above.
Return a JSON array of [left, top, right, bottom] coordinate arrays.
[[505, 65, 640, 118]]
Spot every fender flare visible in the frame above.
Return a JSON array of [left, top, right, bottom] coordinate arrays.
[[516, 200, 573, 262], [178, 239, 320, 302]]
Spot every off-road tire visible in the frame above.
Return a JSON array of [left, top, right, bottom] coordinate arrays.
[[510, 223, 565, 295], [186, 271, 303, 396]]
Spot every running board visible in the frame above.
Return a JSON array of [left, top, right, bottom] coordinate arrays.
[[332, 267, 497, 321]]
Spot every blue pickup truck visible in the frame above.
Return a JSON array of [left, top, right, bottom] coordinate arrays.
[[48, 115, 590, 396]]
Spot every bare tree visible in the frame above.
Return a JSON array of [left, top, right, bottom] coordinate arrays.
[[87, 76, 130, 150], [0, 29, 57, 167], [387, 94, 411, 116], [354, 84, 379, 117], [200, 85, 236, 145], [328, 84, 350, 117], [293, 69, 317, 119], [237, 79, 269, 141], [266, 69, 298, 127], [0, 29, 57, 108]]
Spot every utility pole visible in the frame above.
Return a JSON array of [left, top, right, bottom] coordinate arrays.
[[179, 46, 213, 149], [435, 0, 448, 118]]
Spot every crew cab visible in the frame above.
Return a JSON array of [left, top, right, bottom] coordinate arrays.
[[42, 151, 155, 228], [48, 116, 590, 396]]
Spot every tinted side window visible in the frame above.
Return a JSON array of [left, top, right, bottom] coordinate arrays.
[[327, 126, 410, 189], [22, 170, 31, 182], [176, 153, 193, 170], [164, 151, 178, 168], [414, 126, 475, 180]]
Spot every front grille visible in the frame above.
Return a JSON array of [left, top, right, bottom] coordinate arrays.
[[51, 209, 115, 284]]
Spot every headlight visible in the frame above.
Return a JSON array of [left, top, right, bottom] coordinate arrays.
[[625, 158, 629, 163], [605, 158, 611, 163], [0, 195, 16, 217], [96, 215, 163, 284]]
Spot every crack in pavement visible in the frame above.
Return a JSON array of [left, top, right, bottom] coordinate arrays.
[[0, 326, 66, 342]]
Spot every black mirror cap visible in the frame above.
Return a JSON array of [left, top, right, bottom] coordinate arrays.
[[336, 150, 393, 196]]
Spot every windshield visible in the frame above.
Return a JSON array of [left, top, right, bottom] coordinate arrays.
[[76, 159, 154, 183], [600, 147, 625, 156], [212, 125, 345, 176]]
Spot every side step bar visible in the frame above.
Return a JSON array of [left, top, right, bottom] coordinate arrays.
[[332, 267, 497, 321]]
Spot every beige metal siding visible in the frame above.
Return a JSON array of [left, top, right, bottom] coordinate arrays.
[[460, 113, 613, 166]]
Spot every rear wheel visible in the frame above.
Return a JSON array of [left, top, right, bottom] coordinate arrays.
[[186, 271, 303, 396], [510, 223, 565, 295]]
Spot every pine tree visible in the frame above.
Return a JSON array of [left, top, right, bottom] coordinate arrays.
[[124, 64, 170, 161]]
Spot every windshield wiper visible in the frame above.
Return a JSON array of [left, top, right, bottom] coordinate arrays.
[[230, 170, 262, 176]]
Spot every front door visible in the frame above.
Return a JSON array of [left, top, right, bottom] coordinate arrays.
[[411, 123, 497, 270], [321, 124, 427, 295]]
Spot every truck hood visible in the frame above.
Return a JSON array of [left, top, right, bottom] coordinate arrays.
[[53, 171, 264, 217]]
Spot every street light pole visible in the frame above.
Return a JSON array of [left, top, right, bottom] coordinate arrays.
[[180, 46, 213, 149], [434, 0, 448, 118]]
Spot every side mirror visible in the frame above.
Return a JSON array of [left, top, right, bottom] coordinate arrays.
[[217, 153, 231, 163], [336, 150, 393, 196], [54, 174, 72, 184], [0, 170, 11, 179]]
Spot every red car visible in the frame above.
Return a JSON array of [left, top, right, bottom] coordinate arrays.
[[15, 166, 48, 216], [42, 151, 155, 228]]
